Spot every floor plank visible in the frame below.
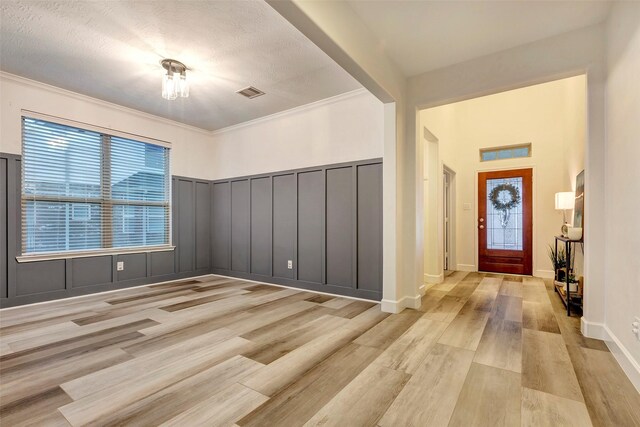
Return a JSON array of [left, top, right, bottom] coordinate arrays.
[[521, 328, 584, 402], [378, 344, 474, 427], [448, 363, 521, 427], [521, 387, 593, 427], [474, 316, 522, 373]]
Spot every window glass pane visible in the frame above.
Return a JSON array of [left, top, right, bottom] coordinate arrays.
[[24, 201, 102, 253], [22, 118, 102, 199], [513, 147, 530, 157], [110, 137, 169, 202], [486, 177, 523, 251], [497, 149, 513, 159], [112, 205, 168, 248], [481, 151, 497, 161]]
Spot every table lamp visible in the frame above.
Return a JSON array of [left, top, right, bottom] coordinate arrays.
[[555, 191, 574, 236]]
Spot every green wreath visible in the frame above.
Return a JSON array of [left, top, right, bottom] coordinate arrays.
[[489, 183, 521, 211]]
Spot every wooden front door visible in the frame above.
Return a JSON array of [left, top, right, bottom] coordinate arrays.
[[478, 168, 533, 275]]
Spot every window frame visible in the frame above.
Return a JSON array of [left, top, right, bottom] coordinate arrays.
[[17, 111, 174, 262], [479, 143, 532, 162]]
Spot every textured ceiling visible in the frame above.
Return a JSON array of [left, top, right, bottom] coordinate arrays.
[[0, 0, 361, 131], [347, 0, 612, 76]]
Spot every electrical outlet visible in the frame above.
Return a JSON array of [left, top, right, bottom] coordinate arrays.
[[117, 261, 124, 271], [633, 317, 640, 342], [287, 260, 293, 270]]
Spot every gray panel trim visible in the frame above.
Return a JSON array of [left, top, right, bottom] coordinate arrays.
[[211, 158, 382, 301]]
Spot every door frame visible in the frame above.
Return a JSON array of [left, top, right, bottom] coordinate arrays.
[[442, 165, 456, 272], [474, 164, 537, 276]]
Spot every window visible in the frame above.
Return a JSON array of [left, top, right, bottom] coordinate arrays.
[[480, 143, 531, 162], [21, 116, 171, 257]]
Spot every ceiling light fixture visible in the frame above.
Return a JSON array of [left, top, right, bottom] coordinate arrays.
[[161, 59, 189, 100]]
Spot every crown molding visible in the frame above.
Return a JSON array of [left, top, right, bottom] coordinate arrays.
[[1, 72, 370, 139], [0, 72, 212, 136], [211, 88, 370, 136]]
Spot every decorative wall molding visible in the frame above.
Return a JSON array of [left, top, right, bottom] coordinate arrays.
[[211, 88, 370, 136], [0, 72, 211, 136], [424, 273, 444, 284], [456, 263, 476, 272]]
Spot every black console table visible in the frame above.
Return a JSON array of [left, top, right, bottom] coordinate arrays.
[[554, 235, 583, 316]]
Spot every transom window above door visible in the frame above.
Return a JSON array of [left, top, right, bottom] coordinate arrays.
[[480, 143, 532, 162], [19, 115, 172, 260]]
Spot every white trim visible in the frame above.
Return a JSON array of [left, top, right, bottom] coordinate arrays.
[[211, 88, 369, 135], [424, 273, 444, 284], [22, 110, 172, 148], [419, 283, 428, 296], [580, 317, 608, 340], [16, 245, 175, 263], [0, 273, 213, 312], [0, 72, 210, 136], [603, 325, 640, 393], [456, 263, 476, 272], [381, 294, 422, 313], [209, 273, 377, 304], [581, 318, 640, 392], [535, 269, 556, 279]]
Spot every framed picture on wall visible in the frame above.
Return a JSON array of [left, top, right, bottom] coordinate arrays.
[[574, 170, 585, 229]]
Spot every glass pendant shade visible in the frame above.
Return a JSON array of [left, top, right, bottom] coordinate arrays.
[[178, 73, 189, 98], [162, 71, 177, 100]]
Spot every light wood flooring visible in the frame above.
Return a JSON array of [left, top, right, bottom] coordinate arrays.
[[1, 272, 639, 426]]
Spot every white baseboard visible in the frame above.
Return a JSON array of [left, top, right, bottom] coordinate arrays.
[[604, 325, 640, 393], [581, 318, 640, 392], [534, 269, 555, 279], [456, 264, 476, 272], [381, 294, 422, 313], [423, 273, 444, 284], [580, 318, 608, 340], [418, 284, 427, 296]]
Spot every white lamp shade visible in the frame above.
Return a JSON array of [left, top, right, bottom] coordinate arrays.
[[555, 191, 574, 210]]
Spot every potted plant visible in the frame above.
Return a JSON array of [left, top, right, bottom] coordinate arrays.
[[548, 244, 567, 283]]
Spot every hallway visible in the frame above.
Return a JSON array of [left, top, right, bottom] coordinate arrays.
[[1, 272, 639, 426]]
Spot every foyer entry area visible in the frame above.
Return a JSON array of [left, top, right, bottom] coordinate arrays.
[[421, 75, 586, 280]]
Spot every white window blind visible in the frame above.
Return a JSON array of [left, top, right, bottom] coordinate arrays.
[[21, 116, 171, 257]]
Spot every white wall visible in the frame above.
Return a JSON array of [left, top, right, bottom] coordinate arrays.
[[604, 2, 640, 389], [421, 76, 586, 278], [209, 89, 384, 179], [0, 74, 212, 179]]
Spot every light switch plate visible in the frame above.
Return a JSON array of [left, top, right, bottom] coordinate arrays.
[[287, 260, 293, 270], [633, 317, 640, 342], [463, 203, 472, 211], [117, 261, 124, 271]]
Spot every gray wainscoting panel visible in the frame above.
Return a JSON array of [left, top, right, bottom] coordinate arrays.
[[0, 157, 7, 298], [231, 180, 250, 272], [250, 177, 271, 276], [177, 178, 195, 273], [297, 170, 323, 284], [211, 158, 383, 301], [1, 151, 214, 307], [357, 163, 383, 292], [116, 253, 147, 281], [195, 181, 211, 270], [16, 260, 66, 296], [150, 251, 175, 277], [212, 182, 231, 270], [72, 256, 112, 288], [325, 167, 354, 288], [272, 174, 295, 279]]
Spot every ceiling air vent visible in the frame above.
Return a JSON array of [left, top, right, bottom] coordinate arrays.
[[236, 86, 265, 99]]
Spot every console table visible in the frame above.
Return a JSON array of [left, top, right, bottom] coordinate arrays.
[[554, 235, 583, 316]]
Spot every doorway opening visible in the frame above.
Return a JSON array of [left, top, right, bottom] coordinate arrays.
[[420, 74, 586, 282], [442, 166, 455, 273]]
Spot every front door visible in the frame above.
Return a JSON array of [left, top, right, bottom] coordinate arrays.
[[478, 168, 532, 275]]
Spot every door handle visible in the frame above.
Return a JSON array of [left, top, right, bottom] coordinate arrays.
[[479, 225, 485, 229]]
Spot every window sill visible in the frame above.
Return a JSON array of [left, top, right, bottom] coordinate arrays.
[[16, 245, 175, 263]]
